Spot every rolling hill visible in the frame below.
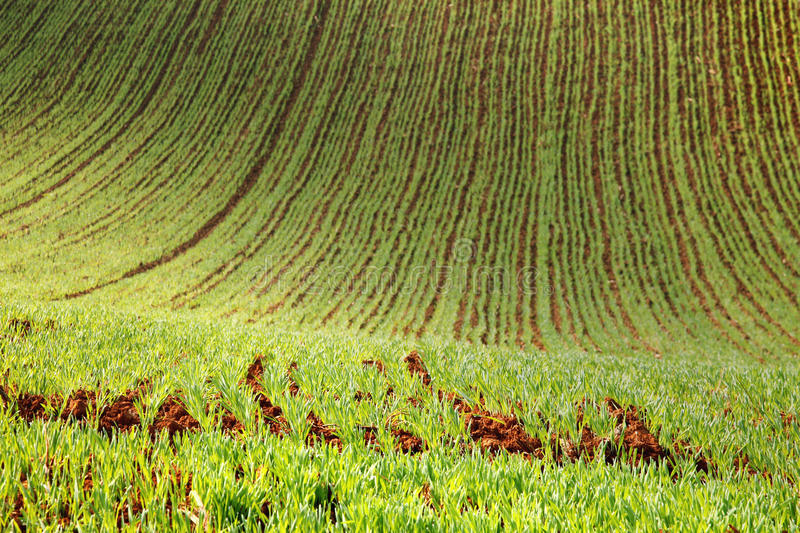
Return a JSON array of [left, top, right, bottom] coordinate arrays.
[[2, 0, 799, 356], [1, 0, 799, 530]]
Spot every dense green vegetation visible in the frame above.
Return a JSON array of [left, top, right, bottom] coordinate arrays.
[[1, 303, 799, 530], [1, 0, 799, 529], [1, 0, 799, 356]]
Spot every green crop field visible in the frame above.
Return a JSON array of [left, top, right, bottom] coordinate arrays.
[[1, 0, 799, 530]]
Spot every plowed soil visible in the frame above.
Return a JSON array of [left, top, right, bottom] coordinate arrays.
[[0, 353, 774, 482], [403, 350, 431, 385]]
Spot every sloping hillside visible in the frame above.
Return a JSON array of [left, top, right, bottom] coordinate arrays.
[[1, 0, 799, 356]]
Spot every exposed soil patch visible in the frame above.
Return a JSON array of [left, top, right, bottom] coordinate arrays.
[[243, 358, 290, 435], [403, 352, 725, 475], [9, 474, 26, 531], [100, 393, 142, 432], [362, 359, 385, 373], [464, 410, 544, 457], [148, 396, 200, 438], [6, 318, 32, 338], [403, 350, 431, 386], [605, 398, 667, 465], [362, 425, 425, 454], [2, 318, 57, 343], [287, 362, 300, 396], [13, 393, 49, 422], [781, 412, 797, 431], [306, 411, 341, 449], [1, 354, 781, 488]]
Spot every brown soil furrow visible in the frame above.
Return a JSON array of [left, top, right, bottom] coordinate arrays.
[[60, 0, 245, 239], [84, 2, 308, 270], [0, 4, 55, 90], [416, 3, 480, 338], [690, 4, 800, 347], [64, 1, 331, 300], [567, 2, 611, 351], [337, 7, 427, 328], [2, 5, 170, 218], [514, 0, 550, 351], [621, 1, 677, 342], [360, 4, 451, 331], [455, 4, 500, 342], [712, 2, 799, 305], [197, 0, 228, 55], [12, 10, 104, 137], [734, 1, 800, 264], [671, 0, 762, 357], [256, 3, 377, 310], [595, 3, 656, 354], [69, 3, 275, 248], [173, 3, 348, 305], [647, 0, 723, 345], [301, 9, 402, 320], [544, 7, 573, 343]]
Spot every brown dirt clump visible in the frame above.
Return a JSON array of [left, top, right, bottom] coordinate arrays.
[[306, 411, 341, 450], [287, 362, 300, 396], [403, 351, 431, 386], [244, 358, 266, 393], [10, 474, 26, 531], [733, 454, 769, 479], [606, 398, 667, 465], [392, 429, 424, 454], [362, 426, 425, 454], [6, 318, 32, 338], [671, 440, 713, 476], [578, 426, 616, 464], [61, 390, 94, 421], [83, 467, 93, 493], [148, 396, 200, 438], [15, 393, 49, 422], [98, 391, 141, 432], [218, 410, 245, 433], [464, 410, 543, 457], [354, 390, 372, 402], [362, 359, 385, 373], [243, 358, 289, 435]]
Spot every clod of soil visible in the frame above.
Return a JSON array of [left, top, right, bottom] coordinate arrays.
[[15, 393, 49, 422], [98, 392, 141, 433], [287, 362, 300, 396], [578, 426, 616, 464], [671, 440, 712, 476], [403, 350, 431, 386], [6, 318, 32, 337], [362, 359, 385, 373], [362, 426, 425, 454], [149, 396, 200, 437], [244, 358, 266, 393], [605, 398, 667, 464], [306, 411, 341, 449], [243, 357, 289, 435], [354, 390, 371, 402], [465, 410, 544, 457]]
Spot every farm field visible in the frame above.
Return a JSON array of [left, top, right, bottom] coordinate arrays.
[[1, 0, 799, 530], [1, 302, 799, 530]]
